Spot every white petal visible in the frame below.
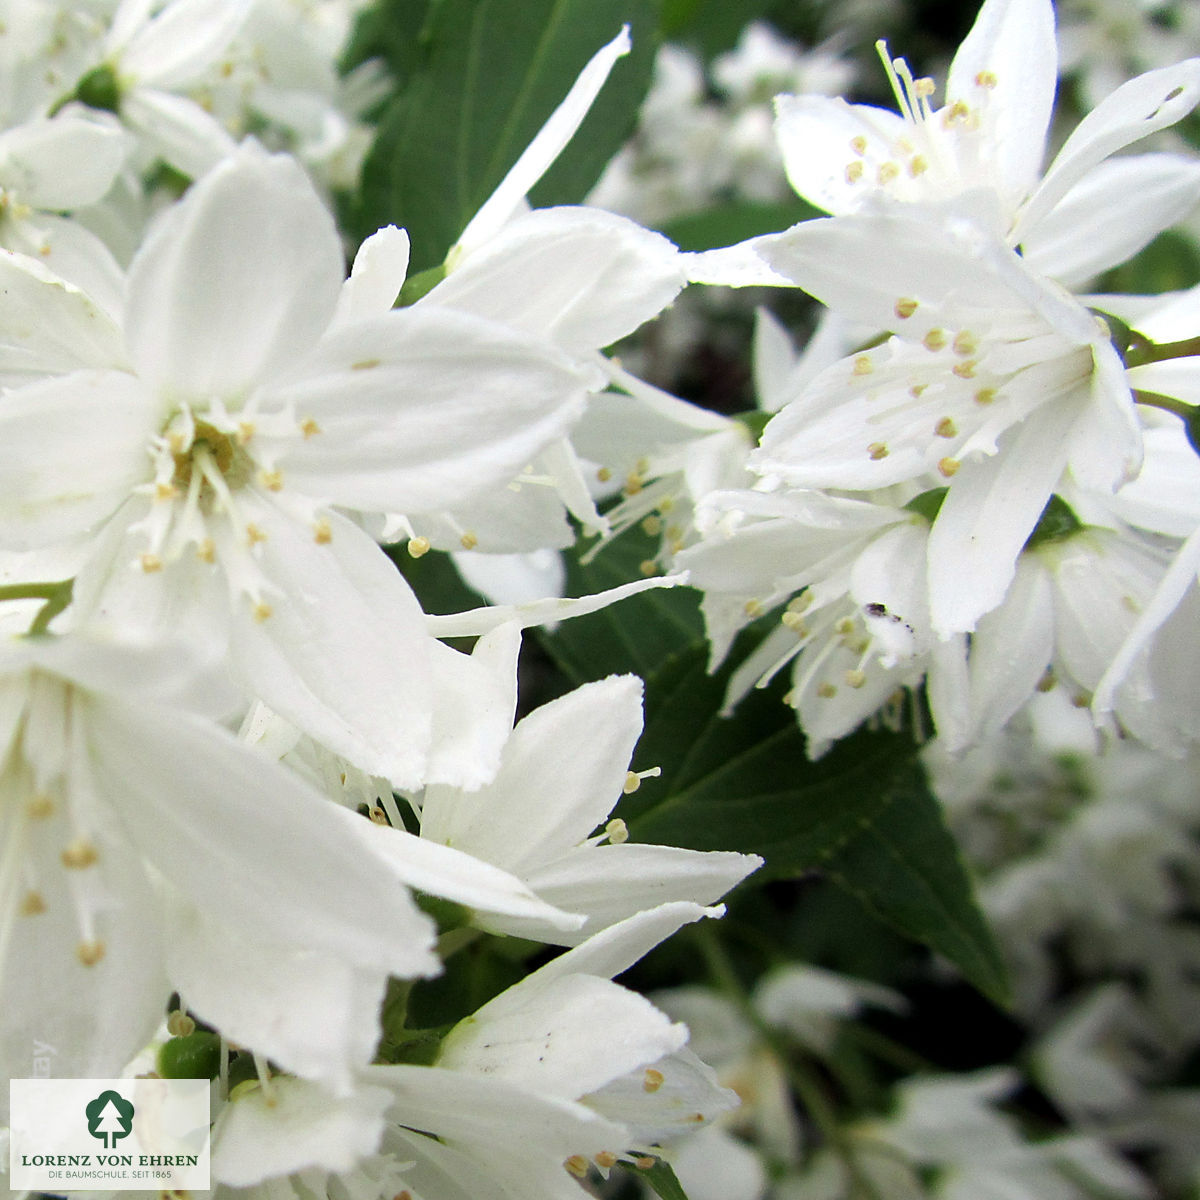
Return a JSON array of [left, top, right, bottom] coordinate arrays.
[[121, 0, 251, 88], [1066, 340, 1140, 492], [425, 622, 521, 789], [439, 973, 687, 1101], [228, 504, 434, 788], [125, 145, 343, 397], [1110, 417, 1200, 536], [1018, 60, 1200, 241], [1128, 357, 1200, 408], [773, 96, 906, 214], [332, 225, 410, 329], [4, 213, 126, 320], [928, 395, 1082, 635], [944, 0, 1057, 203], [1021, 154, 1200, 287], [429, 207, 683, 354], [455, 26, 630, 258], [0, 249, 124, 382], [514, 843, 762, 945], [87, 696, 440, 976], [166, 905, 390, 1090], [272, 308, 592, 514], [420, 675, 642, 873], [120, 88, 239, 179], [0, 113, 128, 210], [681, 234, 795, 287], [0, 371, 154, 550], [212, 1076, 391, 1186]]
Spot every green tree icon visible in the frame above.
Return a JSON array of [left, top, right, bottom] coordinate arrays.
[[85, 1090, 135, 1149]]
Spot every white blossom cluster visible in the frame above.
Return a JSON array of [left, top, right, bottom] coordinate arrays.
[[0, 5, 768, 1197], [614, 0, 1200, 763]]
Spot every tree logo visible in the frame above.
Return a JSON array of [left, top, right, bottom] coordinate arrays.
[[85, 1089, 135, 1149]]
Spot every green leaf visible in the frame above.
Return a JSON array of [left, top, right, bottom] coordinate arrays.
[[356, 0, 659, 271], [535, 526, 704, 685], [661, 197, 819, 251], [624, 1155, 691, 1200], [341, 0, 438, 82], [622, 646, 1009, 1004]]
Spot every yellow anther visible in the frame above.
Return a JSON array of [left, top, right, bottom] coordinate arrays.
[[914, 77, 937, 97], [877, 161, 900, 184], [894, 297, 919, 319], [26, 793, 54, 820], [942, 99, 971, 126], [166, 1010, 196, 1037], [76, 940, 106, 967], [564, 1156, 590, 1179], [236, 421, 255, 444], [788, 593, 813, 613], [245, 523, 267, 545], [634, 1157, 658, 1171], [20, 891, 46, 916], [934, 417, 957, 438], [313, 519, 332, 544], [459, 531, 478, 550], [744, 599, 764, 617], [835, 617, 856, 636], [196, 538, 216, 563], [938, 457, 961, 477], [596, 466, 612, 482], [781, 611, 808, 635], [844, 669, 867, 688], [639, 559, 658, 577], [351, 358, 381, 371], [259, 469, 284, 492], [369, 806, 389, 825], [853, 354, 873, 376], [845, 161, 864, 184], [595, 1152, 618, 1169], [868, 442, 889, 460], [952, 331, 978, 356], [407, 536, 431, 558], [155, 482, 177, 501], [623, 771, 641, 795], [910, 383, 928, 398], [300, 417, 321, 438], [908, 154, 929, 176], [974, 387, 997, 405], [923, 328, 947, 351], [1072, 691, 1091, 709], [850, 135, 868, 155], [817, 682, 838, 699], [253, 602, 273, 621], [643, 1068, 665, 1093], [605, 818, 629, 844], [140, 553, 163, 573], [975, 70, 998, 88], [641, 515, 663, 536], [61, 838, 98, 869], [1036, 668, 1057, 693], [659, 497, 676, 513], [952, 359, 977, 378]]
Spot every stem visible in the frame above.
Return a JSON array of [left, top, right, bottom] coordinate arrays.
[[1133, 389, 1195, 421], [436, 926, 482, 959], [1125, 333, 1200, 368], [0, 579, 75, 637]]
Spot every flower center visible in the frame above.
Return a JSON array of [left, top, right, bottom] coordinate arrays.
[[171, 420, 255, 501]]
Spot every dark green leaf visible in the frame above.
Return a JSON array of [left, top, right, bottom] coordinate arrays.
[[341, 0, 439, 81], [623, 647, 1009, 1004], [661, 198, 819, 251], [624, 1155, 691, 1200], [535, 525, 704, 685], [356, 0, 659, 271]]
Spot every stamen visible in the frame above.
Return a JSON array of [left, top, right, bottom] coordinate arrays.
[[937, 457, 961, 477], [849, 135, 867, 155], [76, 939, 106, 966], [853, 355, 873, 375], [643, 1068, 665, 1093], [844, 669, 867, 688], [934, 417, 957, 438], [605, 818, 629, 844], [20, 890, 46, 916], [923, 329, 947, 351], [61, 838, 99, 869], [564, 1156, 589, 1179], [623, 767, 662, 795], [974, 387, 997, 405], [894, 297, 918, 319], [845, 161, 864, 184], [300, 417, 321, 438], [868, 442, 889, 460], [407, 536, 431, 558], [313, 519, 332, 544]]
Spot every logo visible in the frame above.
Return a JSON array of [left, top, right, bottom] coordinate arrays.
[[9, 1079, 210, 1191], [85, 1090, 135, 1149]]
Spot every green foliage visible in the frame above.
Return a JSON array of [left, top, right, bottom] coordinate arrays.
[[624, 1155, 691, 1200], [157, 1031, 222, 1079], [355, 0, 660, 271], [1100, 229, 1200, 295], [619, 647, 1009, 1004]]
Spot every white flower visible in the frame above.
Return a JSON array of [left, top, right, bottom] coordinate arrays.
[[0, 145, 594, 787], [750, 209, 1136, 635], [0, 630, 448, 1095], [415, 675, 761, 943]]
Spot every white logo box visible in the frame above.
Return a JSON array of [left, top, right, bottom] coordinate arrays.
[[9, 1078, 210, 1191]]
